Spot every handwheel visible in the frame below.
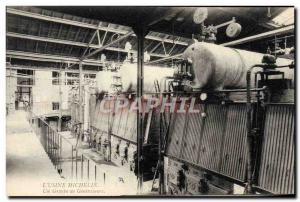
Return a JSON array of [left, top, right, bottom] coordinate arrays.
[[226, 22, 242, 38]]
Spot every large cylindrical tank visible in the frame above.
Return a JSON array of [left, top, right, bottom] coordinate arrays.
[[182, 42, 294, 90], [96, 71, 121, 93], [96, 63, 174, 93], [119, 62, 174, 93]]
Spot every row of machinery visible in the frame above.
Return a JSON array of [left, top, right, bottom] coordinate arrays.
[[69, 42, 294, 195]]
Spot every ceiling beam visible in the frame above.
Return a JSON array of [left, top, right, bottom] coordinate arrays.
[[82, 31, 134, 59], [7, 7, 188, 46], [7, 64, 99, 74], [147, 53, 183, 64], [6, 50, 120, 67], [7, 32, 169, 58]]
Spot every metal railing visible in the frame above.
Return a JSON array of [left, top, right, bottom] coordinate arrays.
[[28, 108, 108, 184]]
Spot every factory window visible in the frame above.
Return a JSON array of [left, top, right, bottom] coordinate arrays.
[[52, 71, 60, 85], [65, 72, 79, 85], [52, 102, 59, 111], [84, 74, 96, 79], [17, 69, 35, 86]]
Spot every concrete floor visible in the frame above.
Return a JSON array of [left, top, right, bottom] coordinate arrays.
[[6, 110, 243, 196], [6, 110, 62, 196], [6, 111, 152, 196]]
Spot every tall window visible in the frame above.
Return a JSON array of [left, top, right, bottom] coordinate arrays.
[[52, 71, 60, 85], [84, 74, 96, 79], [52, 102, 59, 110], [65, 72, 79, 85], [17, 69, 34, 86]]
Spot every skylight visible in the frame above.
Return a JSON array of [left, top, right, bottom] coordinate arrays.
[[271, 8, 294, 27]]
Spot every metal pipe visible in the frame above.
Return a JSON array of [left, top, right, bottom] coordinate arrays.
[[81, 154, 83, 180], [245, 64, 265, 194], [46, 126, 49, 153], [114, 87, 267, 96], [58, 64, 63, 132], [76, 150, 78, 179], [51, 130, 53, 162], [245, 62, 291, 193], [78, 61, 83, 147], [59, 135, 62, 172], [71, 145, 74, 179], [87, 160, 90, 180], [158, 113, 163, 194], [103, 172, 106, 185], [54, 131, 56, 168], [56, 132, 58, 168]]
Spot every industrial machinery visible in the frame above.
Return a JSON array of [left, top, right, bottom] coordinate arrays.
[[193, 8, 242, 42], [69, 41, 294, 195], [162, 43, 294, 195]]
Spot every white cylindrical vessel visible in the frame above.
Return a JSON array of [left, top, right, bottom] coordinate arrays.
[[182, 42, 294, 90]]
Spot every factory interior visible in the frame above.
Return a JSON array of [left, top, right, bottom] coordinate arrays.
[[6, 6, 295, 196]]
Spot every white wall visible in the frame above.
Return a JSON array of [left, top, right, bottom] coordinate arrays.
[[31, 70, 69, 116]]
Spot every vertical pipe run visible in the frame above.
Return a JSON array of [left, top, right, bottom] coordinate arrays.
[[135, 27, 146, 193], [94, 165, 97, 182], [54, 131, 56, 169], [246, 66, 254, 194], [56, 133, 58, 169], [246, 64, 263, 194], [107, 101, 112, 162], [71, 145, 74, 179], [60, 135, 62, 172], [81, 154, 84, 180], [55, 131, 57, 168], [104, 173, 106, 185], [58, 65, 62, 131], [53, 131, 55, 164], [87, 160, 90, 180], [79, 61, 83, 146], [46, 126, 49, 153], [50, 130, 53, 162], [76, 150, 78, 179], [158, 113, 162, 194]]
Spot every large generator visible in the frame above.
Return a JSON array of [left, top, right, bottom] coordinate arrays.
[[163, 43, 295, 195], [69, 42, 294, 195]]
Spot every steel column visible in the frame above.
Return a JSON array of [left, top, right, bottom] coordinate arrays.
[[134, 26, 148, 193], [78, 61, 83, 145], [58, 65, 63, 131]]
